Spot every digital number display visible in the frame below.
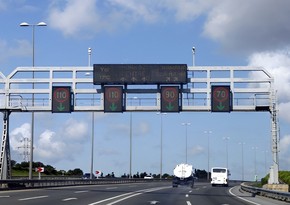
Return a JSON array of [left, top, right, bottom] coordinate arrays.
[[93, 64, 187, 85]]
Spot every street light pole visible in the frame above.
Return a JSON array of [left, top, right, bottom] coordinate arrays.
[[129, 111, 132, 178], [88, 48, 94, 180], [129, 97, 138, 178], [182, 123, 191, 164], [223, 137, 230, 168], [252, 146, 258, 181], [239, 142, 245, 181], [204, 130, 212, 180], [157, 113, 166, 179], [20, 22, 47, 180]]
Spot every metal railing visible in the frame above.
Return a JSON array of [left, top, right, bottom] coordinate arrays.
[[0, 178, 155, 190], [241, 183, 290, 202]]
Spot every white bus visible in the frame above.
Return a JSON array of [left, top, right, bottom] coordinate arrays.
[[211, 167, 230, 187]]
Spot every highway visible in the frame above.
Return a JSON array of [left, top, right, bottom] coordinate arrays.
[[0, 181, 288, 205]]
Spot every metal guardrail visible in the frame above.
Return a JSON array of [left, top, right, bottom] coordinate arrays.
[[0, 178, 155, 190], [241, 183, 290, 202]]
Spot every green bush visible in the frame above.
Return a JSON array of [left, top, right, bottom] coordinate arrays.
[[262, 171, 290, 186]]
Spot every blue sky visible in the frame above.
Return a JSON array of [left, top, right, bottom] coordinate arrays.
[[1, 0, 290, 181]]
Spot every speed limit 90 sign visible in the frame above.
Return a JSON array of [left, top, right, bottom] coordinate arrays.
[[161, 86, 180, 112]]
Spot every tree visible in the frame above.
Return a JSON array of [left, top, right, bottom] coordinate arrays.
[[67, 168, 83, 176]]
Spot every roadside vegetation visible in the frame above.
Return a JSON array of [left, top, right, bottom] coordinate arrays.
[[11, 160, 209, 179], [261, 171, 290, 186]]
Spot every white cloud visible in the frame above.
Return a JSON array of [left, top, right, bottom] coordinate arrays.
[[10, 118, 89, 164], [247, 49, 290, 122], [60, 118, 88, 141], [47, 0, 215, 38], [280, 135, 290, 155], [48, 0, 100, 37], [189, 145, 204, 156], [10, 123, 31, 151], [278, 135, 290, 170], [203, 0, 290, 54], [0, 39, 31, 62], [46, 0, 290, 55], [160, 0, 214, 22]]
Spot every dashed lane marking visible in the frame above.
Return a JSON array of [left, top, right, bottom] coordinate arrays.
[[75, 190, 89, 193], [62, 198, 77, 201], [18, 195, 48, 201]]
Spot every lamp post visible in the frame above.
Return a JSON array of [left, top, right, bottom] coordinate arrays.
[[20, 21, 47, 180], [129, 100, 133, 178], [157, 113, 166, 179], [223, 137, 230, 168], [204, 130, 212, 180], [239, 142, 245, 181], [84, 48, 94, 180], [181, 122, 191, 164], [88, 48, 94, 180], [129, 97, 138, 178], [192, 47, 196, 66], [252, 146, 258, 181]]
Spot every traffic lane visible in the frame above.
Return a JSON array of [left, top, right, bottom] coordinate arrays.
[[110, 183, 259, 205], [0, 182, 170, 205], [105, 183, 223, 205]]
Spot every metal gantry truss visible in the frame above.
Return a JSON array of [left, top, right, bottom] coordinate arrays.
[[0, 66, 279, 183]]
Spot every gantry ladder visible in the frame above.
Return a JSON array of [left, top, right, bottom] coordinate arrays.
[[0, 110, 11, 180]]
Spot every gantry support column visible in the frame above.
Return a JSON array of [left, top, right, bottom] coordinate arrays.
[[268, 91, 279, 184], [0, 110, 11, 180]]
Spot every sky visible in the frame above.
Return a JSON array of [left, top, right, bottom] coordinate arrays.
[[1, 0, 290, 181]]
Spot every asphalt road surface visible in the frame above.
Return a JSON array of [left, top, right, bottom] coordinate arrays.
[[0, 181, 288, 205]]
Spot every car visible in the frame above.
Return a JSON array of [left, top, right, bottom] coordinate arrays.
[[144, 175, 154, 179], [82, 173, 95, 179]]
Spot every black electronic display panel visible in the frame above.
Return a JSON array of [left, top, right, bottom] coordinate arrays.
[[161, 86, 180, 112], [211, 85, 232, 112], [93, 64, 188, 85], [52, 86, 72, 113], [104, 86, 123, 112]]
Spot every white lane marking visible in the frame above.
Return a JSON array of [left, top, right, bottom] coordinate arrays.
[[62, 198, 77, 201], [149, 200, 160, 204], [106, 187, 118, 190], [185, 194, 189, 197], [88, 192, 134, 205], [0, 195, 10, 198], [229, 186, 261, 205], [75, 190, 89, 193], [88, 186, 170, 205], [186, 201, 192, 205], [18, 195, 48, 201]]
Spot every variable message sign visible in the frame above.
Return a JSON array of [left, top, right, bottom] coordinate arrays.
[[104, 86, 123, 112], [161, 86, 180, 112], [211, 85, 231, 112], [52, 86, 72, 113], [93, 64, 187, 85]]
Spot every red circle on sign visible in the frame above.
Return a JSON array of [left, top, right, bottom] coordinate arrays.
[[213, 87, 229, 103], [162, 87, 178, 103], [105, 87, 121, 103], [53, 88, 69, 103]]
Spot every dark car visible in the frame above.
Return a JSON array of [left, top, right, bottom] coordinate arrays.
[[82, 173, 95, 179]]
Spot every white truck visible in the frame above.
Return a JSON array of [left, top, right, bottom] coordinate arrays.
[[172, 163, 194, 188], [211, 167, 230, 187]]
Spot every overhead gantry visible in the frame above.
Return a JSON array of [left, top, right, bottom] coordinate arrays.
[[0, 65, 278, 184]]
